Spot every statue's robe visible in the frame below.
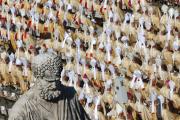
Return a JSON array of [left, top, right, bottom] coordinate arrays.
[[8, 85, 91, 120]]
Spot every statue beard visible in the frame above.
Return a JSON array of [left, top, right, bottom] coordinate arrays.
[[37, 80, 62, 101], [39, 88, 61, 101]]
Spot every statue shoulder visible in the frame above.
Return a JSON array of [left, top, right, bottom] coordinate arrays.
[[8, 89, 38, 120]]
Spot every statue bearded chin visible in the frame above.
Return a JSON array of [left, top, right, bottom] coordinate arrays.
[[37, 78, 62, 101], [35, 67, 63, 101]]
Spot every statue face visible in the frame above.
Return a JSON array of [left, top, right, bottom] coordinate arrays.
[[40, 79, 57, 91], [31, 53, 63, 101], [38, 79, 62, 101]]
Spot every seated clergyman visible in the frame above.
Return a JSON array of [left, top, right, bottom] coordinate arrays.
[[8, 53, 90, 120]]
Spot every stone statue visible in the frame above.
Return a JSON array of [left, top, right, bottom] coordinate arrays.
[[8, 53, 90, 120]]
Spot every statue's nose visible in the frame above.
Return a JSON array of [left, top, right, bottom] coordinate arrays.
[[49, 82, 56, 89], [52, 82, 56, 88]]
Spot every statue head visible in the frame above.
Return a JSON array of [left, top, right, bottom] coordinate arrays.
[[31, 53, 63, 81], [31, 53, 63, 101]]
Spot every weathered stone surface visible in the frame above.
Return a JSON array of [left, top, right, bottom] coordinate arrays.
[[8, 53, 90, 120]]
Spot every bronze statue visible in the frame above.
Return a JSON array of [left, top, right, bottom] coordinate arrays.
[[8, 53, 90, 120]]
